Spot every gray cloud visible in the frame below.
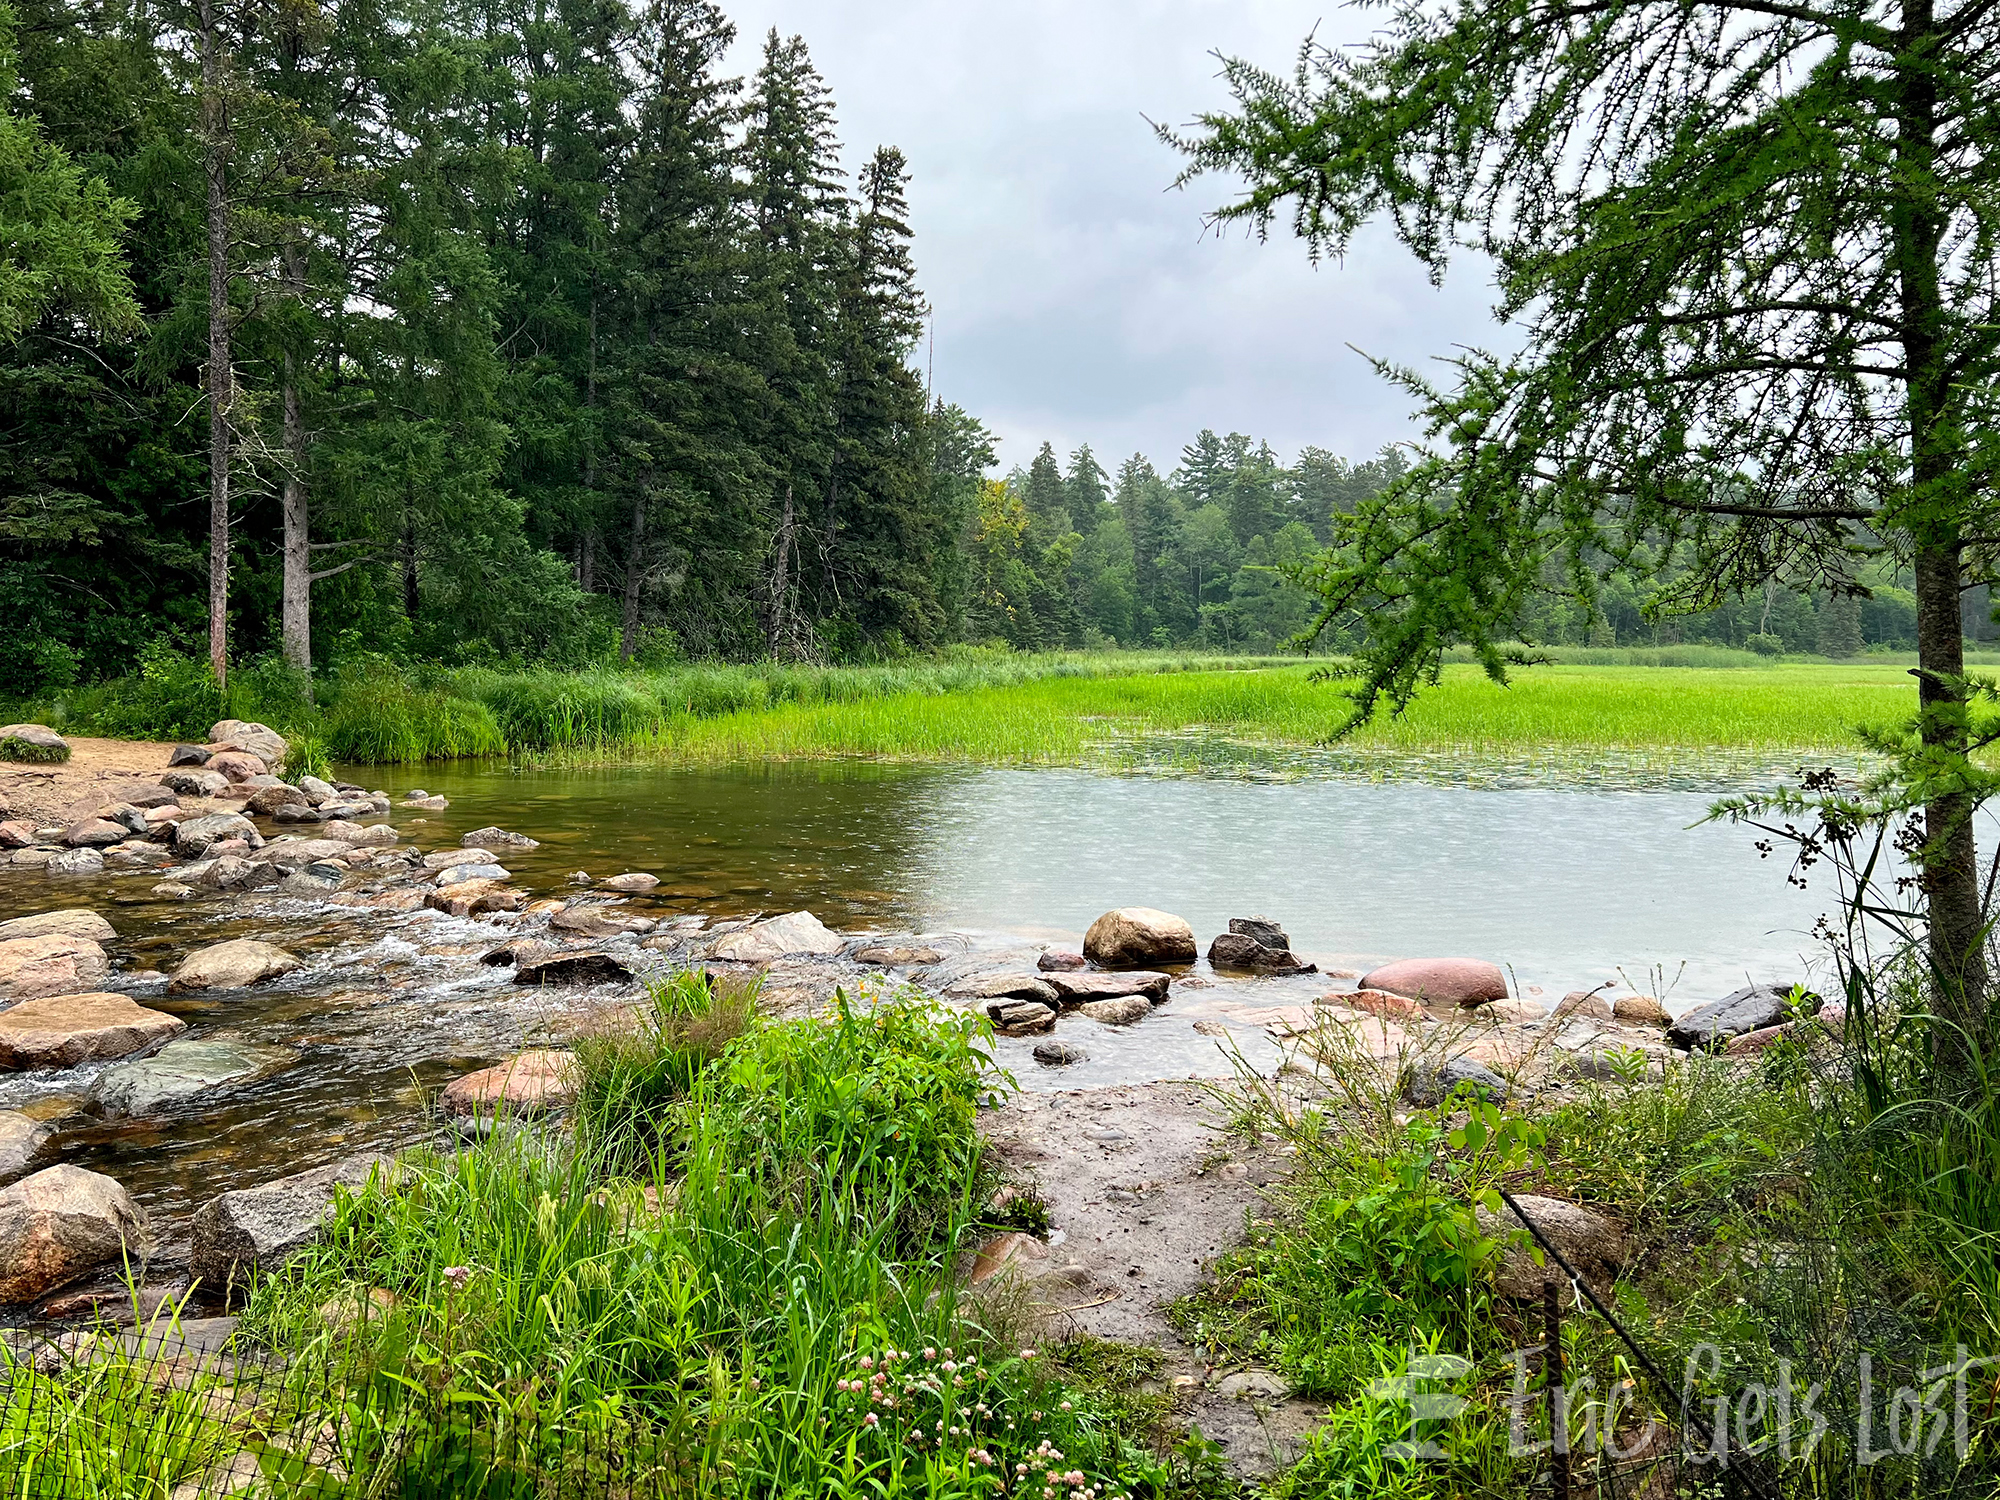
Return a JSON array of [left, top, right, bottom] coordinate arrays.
[[724, 1, 1512, 474]]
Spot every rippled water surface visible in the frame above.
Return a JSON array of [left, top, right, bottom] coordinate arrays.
[[0, 750, 1859, 1252]]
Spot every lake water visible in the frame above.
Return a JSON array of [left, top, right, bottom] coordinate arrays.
[[0, 751, 1857, 1253]]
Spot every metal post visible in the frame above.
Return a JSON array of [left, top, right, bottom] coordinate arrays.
[[1546, 1277, 1570, 1500]]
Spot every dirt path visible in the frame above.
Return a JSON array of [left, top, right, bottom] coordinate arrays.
[[0, 736, 177, 826], [978, 1080, 1327, 1479]]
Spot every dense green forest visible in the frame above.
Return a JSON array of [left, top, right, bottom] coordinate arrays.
[[0, 0, 1954, 700]]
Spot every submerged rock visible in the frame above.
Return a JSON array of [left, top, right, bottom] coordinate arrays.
[[707, 910, 843, 962], [0, 992, 184, 1070], [1078, 995, 1152, 1025], [189, 1153, 395, 1295], [1357, 957, 1508, 1007], [92, 1039, 298, 1117], [1083, 907, 1197, 969], [0, 1165, 154, 1302], [439, 1051, 578, 1118], [421, 847, 497, 872], [600, 872, 659, 893], [45, 848, 104, 876], [1335, 987, 1428, 1024], [0, 936, 109, 1003], [0, 909, 116, 945], [462, 826, 539, 850], [168, 939, 304, 993], [1667, 983, 1811, 1050]]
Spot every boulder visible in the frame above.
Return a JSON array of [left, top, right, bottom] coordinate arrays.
[[0, 1111, 50, 1185], [1043, 970, 1170, 1005], [949, 971, 1061, 1005], [0, 1166, 154, 1301], [1475, 1194, 1627, 1301], [195, 855, 272, 891], [245, 783, 309, 816], [0, 819, 35, 848], [1612, 995, 1671, 1027], [1082, 907, 1197, 968], [1228, 915, 1292, 951], [1032, 1040, 1086, 1066], [1478, 998, 1550, 1025], [1667, 984, 1811, 1051], [0, 993, 184, 1069], [209, 720, 289, 767], [855, 945, 944, 966], [169, 939, 304, 993], [263, 839, 351, 869], [426, 878, 522, 917], [462, 826, 539, 849], [515, 951, 635, 986], [1206, 932, 1314, 973], [1554, 990, 1615, 1021], [707, 910, 843, 963], [438, 1051, 578, 1118], [1404, 1055, 1511, 1107], [479, 938, 554, 967], [45, 849, 104, 876], [63, 818, 128, 848], [431, 862, 507, 884], [160, 768, 229, 798], [0, 723, 69, 763], [986, 1000, 1057, 1034], [0, 909, 116, 944], [0, 936, 109, 1002], [1357, 957, 1508, 1007], [167, 744, 212, 767], [206, 751, 268, 784], [549, 906, 631, 937], [189, 1154, 394, 1294], [601, 873, 659, 893], [1036, 950, 1086, 972], [173, 811, 259, 857], [422, 847, 495, 871], [92, 1039, 298, 1117], [296, 775, 337, 805], [1078, 995, 1153, 1025]]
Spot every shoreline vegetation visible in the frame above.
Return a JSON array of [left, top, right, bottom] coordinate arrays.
[[4, 647, 1960, 772]]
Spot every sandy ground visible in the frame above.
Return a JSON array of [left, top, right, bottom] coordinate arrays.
[[0, 736, 178, 826], [978, 1080, 1328, 1479]]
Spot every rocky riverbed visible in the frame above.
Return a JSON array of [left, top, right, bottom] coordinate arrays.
[[0, 720, 1821, 1335]]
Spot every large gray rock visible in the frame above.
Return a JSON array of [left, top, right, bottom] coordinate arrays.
[[209, 720, 289, 767], [0, 992, 184, 1069], [422, 847, 497, 871], [1228, 915, 1292, 951], [707, 911, 843, 962], [1206, 932, 1314, 973], [245, 783, 309, 816], [0, 909, 116, 945], [173, 811, 259, 857], [169, 939, 303, 993], [1668, 984, 1812, 1050], [167, 743, 212, 767], [0, 936, 109, 1002], [63, 817, 127, 848], [0, 723, 68, 762], [1404, 1055, 1511, 1107], [160, 767, 228, 797], [947, 971, 1061, 1005], [1083, 907, 1197, 968], [45, 848, 104, 876], [91, 1039, 298, 1117], [1475, 1193, 1627, 1300], [189, 1154, 394, 1294], [0, 1165, 154, 1302], [262, 838, 352, 870], [1357, 957, 1508, 1007], [0, 1111, 50, 1185]]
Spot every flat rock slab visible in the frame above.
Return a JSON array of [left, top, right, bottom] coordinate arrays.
[[707, 910, 843, 962], [1044, 970, 1170, 1005], [600, 873, 659, 892], [1667, 983, 1808, 1050], [0, 935, 109, 1003], [856, 945, 944, 966], [949, 971, 1060, 1005], [0, 1165, 154, 1303], [1358, 957, 1508, 1007], [0, 909, 116, 945], [92, 1040, 299, 1117], [1077, 995, 1152, 1025], [169, 939, 303, 993], [439, 1051, 578, 1118], [0, 992, 184, 1069], [190, 1153, 396, 1294]]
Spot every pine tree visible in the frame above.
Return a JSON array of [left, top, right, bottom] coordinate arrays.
[[1063, 443, 1108, 535]]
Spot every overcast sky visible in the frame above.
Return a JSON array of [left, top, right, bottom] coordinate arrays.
[[720, 0, 1510, 476]]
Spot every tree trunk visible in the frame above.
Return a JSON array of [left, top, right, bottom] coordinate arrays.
[[201, 0, 232, 690], [280, 246, 310, 682], [768, 483, 795, 658], [620, 490, 645, 661], [1895, 0, 1988, 1073], [402, 494, 419, 621]]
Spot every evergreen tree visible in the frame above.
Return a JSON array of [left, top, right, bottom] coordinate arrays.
[[1063, 442, 1108, 535]]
